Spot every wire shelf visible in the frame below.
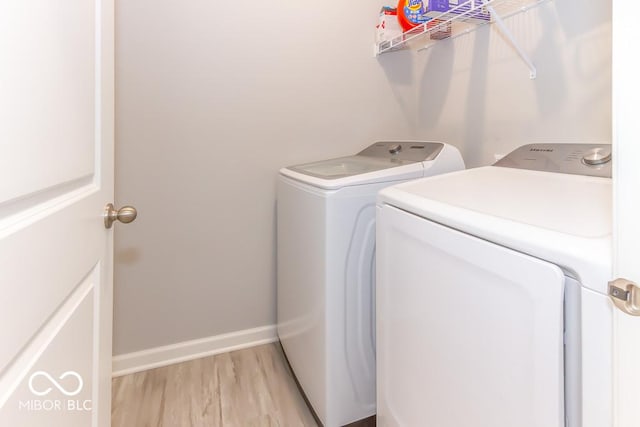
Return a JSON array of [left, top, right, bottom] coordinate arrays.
[[375, 0, 549, 57]]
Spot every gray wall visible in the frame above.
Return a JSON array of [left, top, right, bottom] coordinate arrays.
[[114, 0, 611, 355], [113, 0, 418, 355]]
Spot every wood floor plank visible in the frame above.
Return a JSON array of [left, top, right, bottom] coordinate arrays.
[[111, 343, 318, 427]]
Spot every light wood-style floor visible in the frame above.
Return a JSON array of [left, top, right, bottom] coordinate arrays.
[[111, 343, 318, 427]]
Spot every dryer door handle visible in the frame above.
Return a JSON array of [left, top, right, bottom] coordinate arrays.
[[609, 278, 640, 316]]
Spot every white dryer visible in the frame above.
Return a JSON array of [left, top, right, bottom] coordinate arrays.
[[376, 143, 613, 427], [277, 141, 464, 426]]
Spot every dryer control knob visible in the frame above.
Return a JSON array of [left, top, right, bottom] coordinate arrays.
[[389, 144, 402, 154], [582, 147, 612, 166]]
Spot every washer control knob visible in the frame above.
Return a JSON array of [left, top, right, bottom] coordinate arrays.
[[582, 147, 612, 166], [389, 144, 402, 155]]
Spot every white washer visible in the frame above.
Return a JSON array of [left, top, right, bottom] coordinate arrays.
[[376, 143, 613, 427], [277, 141, 464, 426]]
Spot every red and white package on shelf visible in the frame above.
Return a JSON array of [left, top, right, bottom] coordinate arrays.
[[376, 6, 404, 43]]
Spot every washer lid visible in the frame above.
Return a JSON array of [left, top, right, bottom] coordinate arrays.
[[287, 141, 444, 180], [288, 155, 409, 180]]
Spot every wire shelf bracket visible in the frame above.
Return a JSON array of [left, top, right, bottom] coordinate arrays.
[[487, 4, 536, 78]]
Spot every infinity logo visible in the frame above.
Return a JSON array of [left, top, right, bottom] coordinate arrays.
[[28, 371, 84, 397]]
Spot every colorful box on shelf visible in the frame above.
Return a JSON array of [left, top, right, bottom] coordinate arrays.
[[425, 0, 491, 24], [426, 0, 450, 13]]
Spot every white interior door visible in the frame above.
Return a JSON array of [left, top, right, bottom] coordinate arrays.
[[0, 1, 114, 426], [612, 1, 640, 426]]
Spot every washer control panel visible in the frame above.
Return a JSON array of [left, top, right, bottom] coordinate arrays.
[[494, 143, 612, 178], [358, 141, 444, 162]]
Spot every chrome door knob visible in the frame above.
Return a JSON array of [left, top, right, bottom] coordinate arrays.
[[104, 203, 138, 229]]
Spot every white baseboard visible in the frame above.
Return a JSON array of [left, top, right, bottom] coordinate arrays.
[[112, 324, 278, 377]]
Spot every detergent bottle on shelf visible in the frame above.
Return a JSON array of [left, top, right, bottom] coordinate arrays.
[[397, 0, 429, 31], [397, 0, 452, 40]]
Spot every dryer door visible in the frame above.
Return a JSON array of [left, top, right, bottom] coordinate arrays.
[[376, 204, 566, 427]]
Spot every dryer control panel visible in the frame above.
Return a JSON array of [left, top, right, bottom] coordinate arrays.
[[494, 143, 612, 178]]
